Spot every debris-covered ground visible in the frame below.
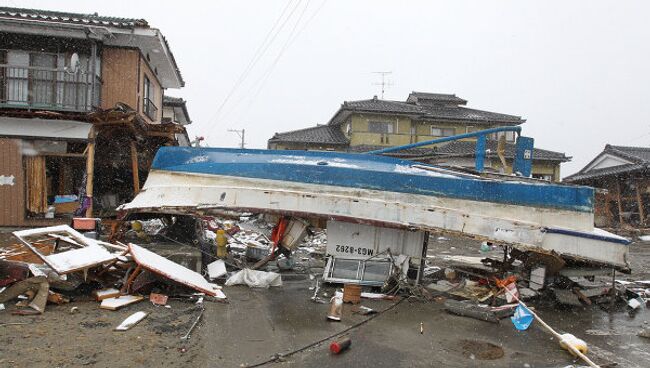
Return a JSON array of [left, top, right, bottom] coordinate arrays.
[[1, 218, 650, 368]]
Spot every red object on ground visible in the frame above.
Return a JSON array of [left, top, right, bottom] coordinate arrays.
[[149, 292, 169, 306], [72, 217, 98, 231], [329, 338, 352, 354], [269, 217, 289, 260]]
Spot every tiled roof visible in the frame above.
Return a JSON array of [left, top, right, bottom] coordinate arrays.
[[564, 144, 650, 182], [564, 164, 647, 183], [348, 141, 569, 162], [163, 95, 185, 105], [0, 7, 147, 28], [162, 95, 191, 124], [435, 140, 570, 162], [606, 145, 650, 163], [269, 125, 349, 145], [406, 92, 467, 105], [333, 93, 524, 125], [346, 144, 432, 156]]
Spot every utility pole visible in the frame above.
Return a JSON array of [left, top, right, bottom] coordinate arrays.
[[228, 129, 246, 149], [372, 71, 393, 99]]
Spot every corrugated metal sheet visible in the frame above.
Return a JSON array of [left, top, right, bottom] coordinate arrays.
[[0, 117, 91, 140]]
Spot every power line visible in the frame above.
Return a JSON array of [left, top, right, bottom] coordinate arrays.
[[228, 0, 325, 122], [209, 0, 301, 126]]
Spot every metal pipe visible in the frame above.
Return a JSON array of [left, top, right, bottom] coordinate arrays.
[[365, 126, 522, 155]]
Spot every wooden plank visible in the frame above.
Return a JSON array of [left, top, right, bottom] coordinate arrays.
[[130, 140, 140, 194], [85, 130, 96, 218], [636, 180, 645, 225], [615, 180, 624, 226]]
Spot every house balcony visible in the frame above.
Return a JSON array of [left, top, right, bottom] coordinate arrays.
[[143, 97, 158, 121], [0, 64, 101, 113]]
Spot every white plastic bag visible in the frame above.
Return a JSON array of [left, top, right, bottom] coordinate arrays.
[[225, 269, 282, 288]]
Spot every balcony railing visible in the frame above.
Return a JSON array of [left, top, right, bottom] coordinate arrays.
[[143, 97, 158, 121], [0, 64, 101, 112]]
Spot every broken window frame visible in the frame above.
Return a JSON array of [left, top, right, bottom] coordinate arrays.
[[12, 225, 118, 275], [323, 256, 393, 286]]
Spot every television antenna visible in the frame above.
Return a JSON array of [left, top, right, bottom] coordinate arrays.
[[372, 71, 393, 99]]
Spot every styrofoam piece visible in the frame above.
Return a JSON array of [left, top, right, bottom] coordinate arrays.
[[207, 259, 227, 280], [115, 311, 148, 331], [128, 243, 225, 298]]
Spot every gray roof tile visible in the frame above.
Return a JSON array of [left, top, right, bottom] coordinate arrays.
[[435, 140, 569, 162], [564, 144, 650, 182], [269, 125, 349, 145], [0, 7, 147, 28], [334, 93, 524, 125]]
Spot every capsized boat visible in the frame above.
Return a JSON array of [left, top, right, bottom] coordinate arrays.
[[121, 146, 630, 270]]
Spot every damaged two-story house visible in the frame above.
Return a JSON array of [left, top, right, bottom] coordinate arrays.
[[0, 7, 191, 226]]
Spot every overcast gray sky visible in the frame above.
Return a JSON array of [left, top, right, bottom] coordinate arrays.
[[6, 0, 650, 176]]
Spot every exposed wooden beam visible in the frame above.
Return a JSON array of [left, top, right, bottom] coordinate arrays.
[[84, 128, 96, 217], [130, 140, 140, 195], [615, 180, 624, 226], [636, 180, 645, 225]]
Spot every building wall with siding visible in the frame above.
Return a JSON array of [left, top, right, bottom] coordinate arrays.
[[0, 138, 69, 227], [101, 48, 139, 110], [0, 138, 25, 226], [138, 54, 163, 124]]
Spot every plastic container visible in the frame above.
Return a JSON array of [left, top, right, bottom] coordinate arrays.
[[216, 229, 228, 258], [342, 284, 361, 304], [327, 294, 343, 321]]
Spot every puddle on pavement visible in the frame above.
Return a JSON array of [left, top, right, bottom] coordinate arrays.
[[460, 339, 505, 360]]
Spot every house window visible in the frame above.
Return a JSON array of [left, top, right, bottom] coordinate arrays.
[[490, 131, 516, 143], [532, 174, 553, 181], [431, 127, 455, 137], [368, 121, 394, 134], [143, 76, 157, 120]]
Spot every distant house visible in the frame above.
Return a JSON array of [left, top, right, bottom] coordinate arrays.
[[268, 92, 569, 181], [162, 96, 191, 146], [565, 145, 650, 228], [0, 7, 190, 226]]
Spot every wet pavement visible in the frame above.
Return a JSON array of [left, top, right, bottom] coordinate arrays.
[[1, 229, 650, 367]]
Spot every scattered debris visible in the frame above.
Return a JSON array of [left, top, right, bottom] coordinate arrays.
[[94, 288, 121, 301], [327, 293, 343, 321], [207, 259, 227, 280], [0, 276, 49, 313], [181, 307, 204, 341], [12, 225, 118, 274], [128, 243, 226, 299], [115, 311, 148, 331], [445, 300, 516, 323], [342, 284, 361, 304]]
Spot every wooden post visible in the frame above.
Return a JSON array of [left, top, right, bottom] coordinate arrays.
[[615, 180, 624, 226], [130, 140, 140, 194], [636, 179, 645, 225], [84, 128, 96, 218]]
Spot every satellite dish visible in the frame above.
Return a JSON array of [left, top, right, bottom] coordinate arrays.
[[66, 53, 80, 74]]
